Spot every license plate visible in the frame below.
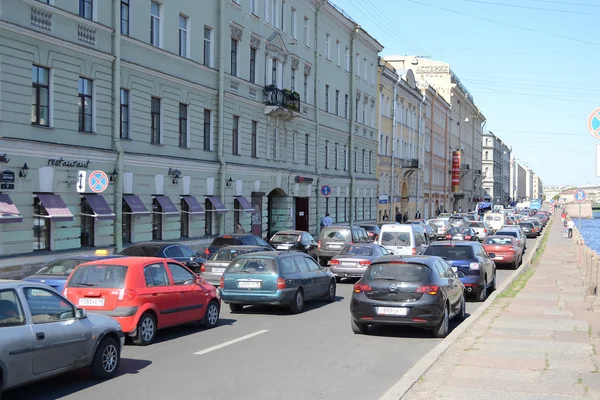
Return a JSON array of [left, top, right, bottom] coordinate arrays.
[[342, 262, 356, 266], [78, 298, 105, 306], [376, 307, 408, 316], [329, 244, 342, 249], [437, 229, 444, 234], [276, 245, 290, 249], [212, 268, 226, 273], [238, 281, 261, 289], [494, 256, 504, 260]]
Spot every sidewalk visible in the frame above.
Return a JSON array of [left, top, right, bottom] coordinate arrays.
[[402, 217, 600, 400]]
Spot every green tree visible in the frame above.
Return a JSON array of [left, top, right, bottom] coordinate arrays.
[[552, 194, 560, 201]]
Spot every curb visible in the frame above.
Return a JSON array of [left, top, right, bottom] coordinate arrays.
[[379, 218, 552, 400]]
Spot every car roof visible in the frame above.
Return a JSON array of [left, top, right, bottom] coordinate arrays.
[[219, 245, 271, 250], [271, 230, 306, 235], [370, 255, 439, 267], [216, 234, 258, 238], [0, 279, 52, 289], [77, 256, 172, 267], [234, 250, 304, 258], [484, 235, 515, 240], [428, 241, 478, 247]]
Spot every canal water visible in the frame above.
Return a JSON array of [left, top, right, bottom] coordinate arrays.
[[577, 211, 600, 253]]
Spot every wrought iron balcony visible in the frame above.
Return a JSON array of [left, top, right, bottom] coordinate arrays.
[[263, 85, 300, 113], [401, 158, 419, 169]]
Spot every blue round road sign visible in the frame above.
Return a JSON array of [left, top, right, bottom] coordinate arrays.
[[89, 170, 109, 193], [320, 185, 332, 197], [574, 189, 587, 202]]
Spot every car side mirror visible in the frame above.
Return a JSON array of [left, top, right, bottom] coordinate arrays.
[[488, 253, 496, 259], [456, 271, 465, 278], [388, 251, 394, 255], [75, 308, 87, 319], [196, 276, 206, 285]]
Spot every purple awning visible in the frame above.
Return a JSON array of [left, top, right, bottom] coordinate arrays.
[[235, 196, 255, 212], [37, 194, 74, 222], [206, 196, 227, 214], [154, 195, 179, 217], [182, 196, 205, 215], [0, 194, 22, 223], [123, 195, 150, 216], [84, 194, 115, 220]]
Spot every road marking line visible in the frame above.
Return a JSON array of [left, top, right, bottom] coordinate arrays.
[[193, 330, 269, 356]]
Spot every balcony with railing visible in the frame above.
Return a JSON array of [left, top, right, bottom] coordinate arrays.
[[263, 85, 300, 120], [401, 158, 419, 169]]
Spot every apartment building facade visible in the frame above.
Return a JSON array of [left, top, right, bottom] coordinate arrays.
[[0, 0, 382, 256], [532, 174, 543, 200]]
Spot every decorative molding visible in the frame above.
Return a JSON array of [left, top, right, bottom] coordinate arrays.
[[291, 57, 300, 70], [370, 98, 375, 107], [250, 35, 261, 49], [355, 90, 361, 101], [31, 7, 52, 32], [230, 26, 243, 41], [303, 63, 312, 75], [363, 94, 368, 104], [23, 0, 112, 32], [78, 24, 96, 47], [266, 43, 287, 62]]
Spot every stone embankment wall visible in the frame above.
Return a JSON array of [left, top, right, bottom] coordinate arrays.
[[565, 202, 593, 218], [572, 227, 600, 311]]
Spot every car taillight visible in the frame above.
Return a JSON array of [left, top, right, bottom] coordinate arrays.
[[359, 260, 371, 266], [277, 277, 287, 289], [204, 248, 210, 256], [412, 247, 417, 255], [219, 276, 224, 287], [200, 264, 205, 273], [118, 288, 137, 301], [469, 262, 480, 270], [349, 242, 354, 245], [415, 285, 439, 295], [353, 282, 373, 293], [329, 259, 340, 265], [483, 229, 487, 233], [465, 235, 471, 240], [446, 235, 452, 239], [318, 240, 321, 250]]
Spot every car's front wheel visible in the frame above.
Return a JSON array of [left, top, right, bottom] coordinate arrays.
[[91, 336, 121, 379], [132, 313, 156, 346]]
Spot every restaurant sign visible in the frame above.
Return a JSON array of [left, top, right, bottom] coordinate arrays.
[[47, 158, 91, 168]]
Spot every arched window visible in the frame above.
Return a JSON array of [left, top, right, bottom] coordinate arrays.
[[484, 151, 489, 160]]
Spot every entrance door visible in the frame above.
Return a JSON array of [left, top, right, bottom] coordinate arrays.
[[33, 197, 50, 251], [251, 194, 263, 238], [80, 197, 94, 246], [295, 197, 309, 231], [180, 199, 189, 238], [152, 198, 163, 240], [122, 201, 132, 243]]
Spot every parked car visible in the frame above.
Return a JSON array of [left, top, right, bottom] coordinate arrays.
[[468, 221, 489, 242], [200, 245, 273, 286], [376, 223, 428, 255], [349, 255, 466, 337], [360, 225, 382, 242], [328, 244, 390, 281], [518, 221, 538, 238], [204, 234, 273, 259], [424, 241, 497, 302], [118, 242, 206, 273], [317, 226, 371, 266], [0, 280, 124, 396], [427, 219, 449, 240], [495, 227, 527, 252], [405, 219, 427, 230], [22, 254, 124, 293], [268, 230, 318, 257], [64, 257, 221, 345], [448, 215, 469, 228], [219, 251, 336, 314], [482, 235, 523, 270], [424, 224, 437, 243], [526, 218, 543, 233], [444, 227, 477, 241], [484, 212, 505, 233]]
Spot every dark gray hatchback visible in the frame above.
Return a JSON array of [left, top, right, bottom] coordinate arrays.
[[317, 226, 370, 266]]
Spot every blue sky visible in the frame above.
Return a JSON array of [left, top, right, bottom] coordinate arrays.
[[332, 0, 599, 186]]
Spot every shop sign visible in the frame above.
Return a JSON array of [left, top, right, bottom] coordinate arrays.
[[295, 176, 314, 183], [1, 169, 15, 189], [168, 168, 182, 178], [0, 154, 9, 164], [451, 151, 461, 193], [47, 158, 91, 168]]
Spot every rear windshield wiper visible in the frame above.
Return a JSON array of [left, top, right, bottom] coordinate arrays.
[[371, 276, 396, 280], [73, 282, 95, 287]]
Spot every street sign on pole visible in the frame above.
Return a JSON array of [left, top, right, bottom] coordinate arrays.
[[88, 170, 109, 193], [76, 170, 87, 193], [588, 107, 600, 140], [320, 185, 331, 197], [574, 189, 587, 232]]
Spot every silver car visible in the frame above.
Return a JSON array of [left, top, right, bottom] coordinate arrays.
[[468, 221, 490, 242], [0, 280, 124, 395], [328, 244, 390, 281]]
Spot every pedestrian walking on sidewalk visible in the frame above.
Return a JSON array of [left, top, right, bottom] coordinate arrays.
[[563, 218, 569, 238], [321, 213, 332, 228], [567, 218, 575, 238], [561, 210, 566, 224]]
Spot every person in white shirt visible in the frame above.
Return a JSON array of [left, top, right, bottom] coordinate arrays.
[[567, 219, 575, 238], [322, 213, 333, 228]]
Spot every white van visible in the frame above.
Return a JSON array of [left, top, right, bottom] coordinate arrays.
[[484, 212, 504, 233], [376, 224, 428, 255]]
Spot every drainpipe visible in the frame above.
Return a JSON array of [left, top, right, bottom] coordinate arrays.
[[349, 25, 359, 226], [417, 93, 426, 217], [389, 76, 401, 220], [112, 0, 124, 252], [217, 0, 227, 234], [314, 0, 325, 235]]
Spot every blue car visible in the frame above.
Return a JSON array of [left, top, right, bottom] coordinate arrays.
[[219, 251, 337, 314], [22, 254, 123, 293], [424, 241, 496, 302]]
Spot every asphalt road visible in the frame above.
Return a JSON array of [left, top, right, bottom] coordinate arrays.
[[4, 236, 539, 400]]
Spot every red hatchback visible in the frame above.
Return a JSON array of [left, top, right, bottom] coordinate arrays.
[[64, 257, 221, 345], [482, 235, 523, 270]]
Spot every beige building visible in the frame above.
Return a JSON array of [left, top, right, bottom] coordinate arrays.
[[533, 174, 543, 200], [384, 56, 485, 213]]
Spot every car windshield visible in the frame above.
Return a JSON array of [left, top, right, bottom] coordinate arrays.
[[366, 263, 430, 282], [360, 226, 378, 232], [211, 237, 243, 246], [448, 217, 465, 227], [425, 245, 475, 260], [67, 265, 128, 288], [211, 248, 249, 261], [519, 223, 534, 228], [496, 231, 517, 238], [428, 220, 444, 228], [226, 257, 277, 274], [339, 246, 374, 256], [449, 227, 470, 234], [380, 231, 410, 246], [271, 234, 300, 243], [469, 222, 484, 228], [485, 237, 513, 245], [36, 258, 89, 275], [321, 228, 351, 241], [119, 245, 160, 257]]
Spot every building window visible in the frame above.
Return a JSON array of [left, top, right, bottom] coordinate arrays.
[[362, 149, 365, 173], [303, 73, 308, 103], [204, 27, 213, 67], [354, 147, 357, 172], [355, 55, 359, 76], [335, 90, 339, 116], [369, 151, 372, 173], [120, 89, 129, 139], [250, 47, 257, 83], [363, 58, 367, 80], [271, 61, 277, 86], [303, 17, 309, 46], [81, 197, 94, 246], [150, 1, 161, 47], [272, 128, 278, 159], [231, 39, 238, 76], [179, 103, 188, 148], [292, 131, 297, 162], [250, 0, 257, 14], [203, 109, 212, 151], [336, 40, 340, 66], [344, 94, 348, 119], [281, 0, 285, 31], [271, 0, 278, 28], [151, 97, 161, 144], [121, 0, 129, 35], [251, 120, 258, 158], [325, 140, 329, 169], [79, 0, 93, 20], [31, 65, 50, 127], [232, 115, 240, 155], [33, 197, 50, 251], [345, 47, 350, 71], [335, 144, 339, 170], [291, 8, 296, 38], [344, 145, 348, 171], [325, 85, 329, 112], [291, 68, 296, 91], [78, 77, 92, 133], [179, 15, 189, 58], [325, 34, 330, 59], [305, 134, 309, 165]]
